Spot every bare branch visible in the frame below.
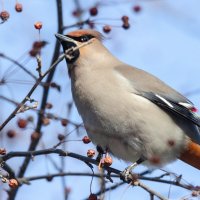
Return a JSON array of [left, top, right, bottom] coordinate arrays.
[[11, 3, 65, 199], [36, 55, 43, 77], [134, 180, 168, 200], [0, 53, 65, 131], [1, 148, 197, 192], [0, 53, 37, 80], [16, 172, 119, 185]]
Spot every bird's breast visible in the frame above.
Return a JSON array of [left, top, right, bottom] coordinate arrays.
[[71, 68, 136, 130]]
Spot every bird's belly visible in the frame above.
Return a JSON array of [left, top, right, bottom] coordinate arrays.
[[72, 76, 188, 166]]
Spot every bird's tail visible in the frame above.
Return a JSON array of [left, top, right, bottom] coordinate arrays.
[[179, 141, 200, 170]]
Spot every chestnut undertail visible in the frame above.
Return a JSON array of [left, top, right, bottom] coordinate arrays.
[[179, 141, 200, 170]]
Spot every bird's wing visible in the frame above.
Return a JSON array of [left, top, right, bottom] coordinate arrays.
[[115, 65, 200, 144], [140, 92, 200, 127]]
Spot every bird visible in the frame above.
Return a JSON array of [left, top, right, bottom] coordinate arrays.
[[55, 29, 200, 173]]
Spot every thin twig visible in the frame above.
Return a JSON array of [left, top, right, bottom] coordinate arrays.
[[16, 172, 119, 185], [134, 180, 168, 200], [36, 55, 43, 77], [11, 5, 64, 200], [0, 53, 37, 80], [6, 1, 62, 200], [62, 19, 90, 30], [0, 95, 18, 106], [74, 0, 83, 24], [0, 53, 65, 131], [0, 95, 81, 127], [0, 148, 196, 192], [140, 176, 194, 191]]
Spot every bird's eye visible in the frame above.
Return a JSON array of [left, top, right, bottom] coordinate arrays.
[[80, 35, 90, 42], [66, 34, 94, 42]]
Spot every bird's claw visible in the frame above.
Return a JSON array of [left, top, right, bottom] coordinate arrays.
[[120, 161, 140, 182], [120, 166, 133, 182]]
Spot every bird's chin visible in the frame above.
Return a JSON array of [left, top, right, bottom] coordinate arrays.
[[61, 41, 80, 64]]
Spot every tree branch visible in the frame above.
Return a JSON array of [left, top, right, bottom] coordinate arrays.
[[6, 3, 63, 199], [0, 53, 65, 131], [0, 53, 37, 80]]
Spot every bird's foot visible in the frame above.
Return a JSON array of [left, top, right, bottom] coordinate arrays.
[[120, 157, 145, 182], [96, 145, 105, 163], [120, 163, 138, 182]]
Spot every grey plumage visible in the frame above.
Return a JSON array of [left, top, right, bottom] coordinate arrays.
[[56, 30, 200, 167], [115, 65, 200, 144]]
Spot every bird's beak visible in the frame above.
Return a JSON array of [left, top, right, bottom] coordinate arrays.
[[55, 33, 80, 65], [55, 33, 78, 45]]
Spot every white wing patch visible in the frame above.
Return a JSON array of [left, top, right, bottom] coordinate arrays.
[[155, 94, 174, 108], [178, 102, 194, 109], [155, 95, 197, 113]]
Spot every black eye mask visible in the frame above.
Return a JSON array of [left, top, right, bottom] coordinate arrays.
[[66, 34, 94, 43], [60, 34, 94, 63]]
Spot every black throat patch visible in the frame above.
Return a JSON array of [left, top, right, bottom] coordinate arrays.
[[61, 41, 80, 64]]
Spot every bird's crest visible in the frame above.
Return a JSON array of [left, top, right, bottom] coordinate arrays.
[[66, 29, 104, 41]]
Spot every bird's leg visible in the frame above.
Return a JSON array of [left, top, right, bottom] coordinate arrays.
[[96, 145, 105, 163], [121, 157, 145, 182], [96, 145, 106, 169]]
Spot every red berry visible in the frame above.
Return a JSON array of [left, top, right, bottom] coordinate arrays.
[[29, 41, 47, 57], [87, 149, 95, 158], [0, 148, 6, 155], [29, 49, 37, 57], [9, 179, 18, 188], [27, 116, 34, 122], [0, 10, 10, 21], [17, 118, 28, 129], [103, 25, 111, 33], [103, 155, 112, 166], [58, 134, 65, 141], [15, 3, 23, 12], [61, 119, 68, 127], [33, 41, 47, 49], [121, 15, 129, 22], [72, 9, 82, 17], [31, 132, 40, 141], [133, 5, 141, 13], [82, 136, 91, 144], [7, 130, 16, 138], [50, 82, 61, 92], [45, 103, 53, 109], [87, 20, 95, 29], [50, 82, 57, 87], [192, 191, 199, 197], [34, 21, 42, 30], [42, 117, 50, 126], [122, 22, 130, 29], [88, 194, 97, 200], [89, 7, 98, 16], [65, 187, 71, 195], [46, 176, 53, 182]]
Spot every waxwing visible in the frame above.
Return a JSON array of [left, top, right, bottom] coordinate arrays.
[[55, 29, 200, 171]]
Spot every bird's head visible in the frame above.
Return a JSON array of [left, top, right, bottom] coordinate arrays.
[[55, 29, 104, 64]]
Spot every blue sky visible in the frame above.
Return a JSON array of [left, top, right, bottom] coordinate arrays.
[[0, 0, 200, 199]]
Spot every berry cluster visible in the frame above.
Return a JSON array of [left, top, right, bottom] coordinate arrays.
[[0, 2, 23, 22]]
